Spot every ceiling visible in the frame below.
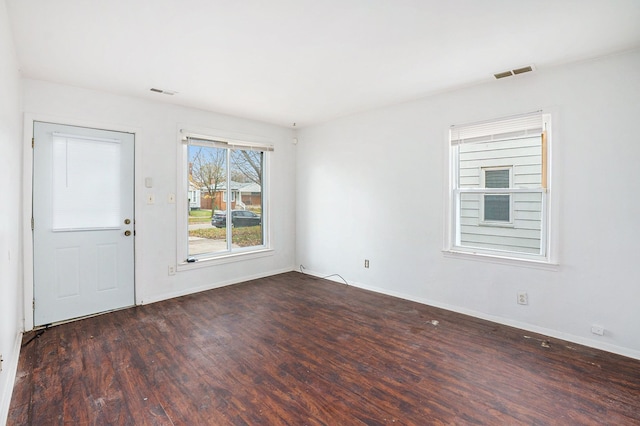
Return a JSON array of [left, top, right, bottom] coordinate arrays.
[[6, 0, 640, 128]]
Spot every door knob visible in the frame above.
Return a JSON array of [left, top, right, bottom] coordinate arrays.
[[124, 230, 132, 236]]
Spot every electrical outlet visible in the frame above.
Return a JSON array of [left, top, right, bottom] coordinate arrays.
[[364, 259, 370, 268], [0, 353, 3, 372], [591, 325, 604, 336], [517, 292, 528, 305], [168, 265, 176, 276]]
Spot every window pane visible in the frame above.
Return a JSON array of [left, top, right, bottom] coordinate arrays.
[[484, 194, 510, 221], [485, 170, 509, 188], [459, 190, 543, 255], [52, 136, 120, 230], [230, 149, 264, 248], [458, 136, 542, 189], [187, 145, 228, 256]]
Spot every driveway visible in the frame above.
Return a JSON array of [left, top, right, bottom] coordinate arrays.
[[188, 236, 230, 254], [189, 222, 214, 230], [188, 223, 239, 254]]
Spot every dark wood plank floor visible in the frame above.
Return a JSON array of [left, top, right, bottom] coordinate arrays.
[[8, 271, 640, 425]]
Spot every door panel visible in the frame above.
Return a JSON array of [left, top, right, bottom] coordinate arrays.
[[33, 121, 135, 326]]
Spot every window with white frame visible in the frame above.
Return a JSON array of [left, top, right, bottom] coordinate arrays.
[[222, 190, 235, 203], [481, 167, 512, 223], [180, 132, 272, 262], [448, 112, 551, 261]]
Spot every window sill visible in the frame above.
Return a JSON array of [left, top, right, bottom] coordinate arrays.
[[176, 248, 274, 271], [479, 221, 515, 228], [442, 249, 559, 271]]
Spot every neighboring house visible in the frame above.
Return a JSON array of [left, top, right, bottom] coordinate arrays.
[[188, 183, 201, 210], [200, 181, 262, 211], [458, 134, 543, 254], [236, 182, 262, 210]]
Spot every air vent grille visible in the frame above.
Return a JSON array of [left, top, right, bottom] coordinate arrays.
[[513, 66, 533, 75], [494, 71, 513, 79], [494, 65, 535, 80], [150, 88, 177, 95]]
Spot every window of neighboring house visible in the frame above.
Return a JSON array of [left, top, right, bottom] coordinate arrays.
[[222, 190, 235, 203], [481, 167, 512, 223], [448, 112, 552, 262], [180, 131, 272, 263]]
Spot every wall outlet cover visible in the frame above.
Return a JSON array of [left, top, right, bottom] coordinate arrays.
[[517, 292, 528, 305]]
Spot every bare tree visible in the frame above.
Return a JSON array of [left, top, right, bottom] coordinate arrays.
[[231, 150, 263, 186], [190, 146, 226, 216]]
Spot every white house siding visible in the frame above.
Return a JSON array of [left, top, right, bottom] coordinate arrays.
[[458, 135, 543, 254]]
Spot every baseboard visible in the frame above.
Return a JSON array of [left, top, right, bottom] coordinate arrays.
[[0, 331, 23, 426], [299, 268, 640, 361], [414, 298, 640, 361], [140, 265, 296, 306]]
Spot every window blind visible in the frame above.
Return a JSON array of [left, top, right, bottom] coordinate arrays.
[[183, 131, 274, 152], [450, 112, 543, 145]]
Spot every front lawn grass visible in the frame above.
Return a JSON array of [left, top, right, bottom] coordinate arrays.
[[189, 226, 263, 247], [189, 209, 212, 224]]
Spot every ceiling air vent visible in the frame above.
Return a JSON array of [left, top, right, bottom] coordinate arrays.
[[513, 66, 533, 75], [150, 88, 177, 95], [494, 65, 535, 80], [494, 71, 513, 79]]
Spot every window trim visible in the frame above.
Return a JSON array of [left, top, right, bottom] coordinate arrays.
[[445, 112, 555, 265], [177, 127, 273, 267]]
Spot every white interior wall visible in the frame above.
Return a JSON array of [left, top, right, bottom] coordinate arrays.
[[0, 0, 23, 422], [296, 49, 640, 359], [21, 79, 297, 328], [3, 26, 638, 422]]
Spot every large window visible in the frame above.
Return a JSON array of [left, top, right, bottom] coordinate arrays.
[[180, 132, 272, 262], [448, 113, 551, 262]]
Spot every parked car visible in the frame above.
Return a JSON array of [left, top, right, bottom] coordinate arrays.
[[211, 210, 261, 228]]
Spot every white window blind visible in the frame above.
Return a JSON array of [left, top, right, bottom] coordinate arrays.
[[52, 135, 121, 230], [450, 112, 543, 145], [183, 132, 274, 152]]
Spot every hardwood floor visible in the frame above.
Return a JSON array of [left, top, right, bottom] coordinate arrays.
[[8, 272, 640, 425]]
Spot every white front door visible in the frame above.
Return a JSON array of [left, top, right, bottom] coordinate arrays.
[[33, 121, 135, 326]]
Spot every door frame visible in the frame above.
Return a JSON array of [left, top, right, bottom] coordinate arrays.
[[22, 113, 142, 331]]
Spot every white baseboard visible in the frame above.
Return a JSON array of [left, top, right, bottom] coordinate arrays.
[[0, 331, 23, 426], [299, 268, 640, 361]]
